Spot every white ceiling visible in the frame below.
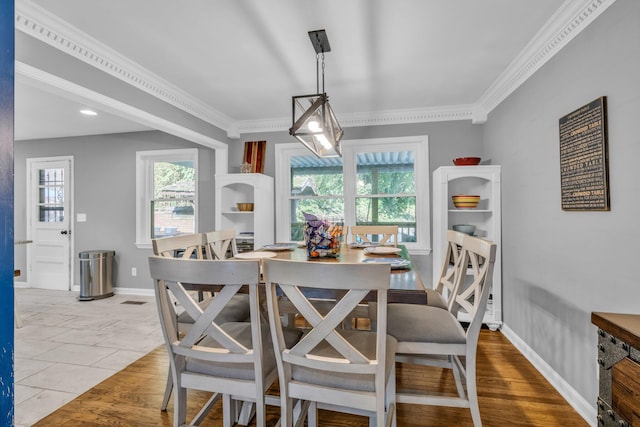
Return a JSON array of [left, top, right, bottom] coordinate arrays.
[[14, 0, 608, 141]]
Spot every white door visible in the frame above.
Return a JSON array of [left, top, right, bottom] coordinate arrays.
[[27, 157, 73, 291]]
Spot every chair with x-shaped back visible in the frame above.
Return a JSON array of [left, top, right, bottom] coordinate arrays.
[[349, 225, 399, 246], [149, 256, 302, 427], [152, 233, 251, 412], [204, 229, 238, 260], [385, 234, 497, 427], [263, 258, 397, 427]]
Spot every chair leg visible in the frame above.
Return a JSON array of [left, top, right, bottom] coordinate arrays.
[[307, 401, 317, 427], [161, 369, 172, 411], [280, 395, 295, 427], [174, 384, 187, 427], [387, 366, 397, 427], [222, 394, 233, 427], [451, 355, 466, 399], [466, 354, 482, 427]]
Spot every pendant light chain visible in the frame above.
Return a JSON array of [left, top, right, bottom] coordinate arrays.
[[315, 53, 320, 94], [321, 52, 326, 94]]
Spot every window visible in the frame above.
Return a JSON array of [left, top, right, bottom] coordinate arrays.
[[136, 149, 198, 248], [275, 136, 430, 253], [37, 167, 65, 222]]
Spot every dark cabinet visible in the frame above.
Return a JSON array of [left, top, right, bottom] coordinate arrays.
[[592, 312, 640, 427]]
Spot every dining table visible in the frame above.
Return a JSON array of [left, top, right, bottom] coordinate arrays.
[[256, 244, 426, 305]]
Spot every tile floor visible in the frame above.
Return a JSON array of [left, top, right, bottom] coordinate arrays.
[[13, 288, 164, 426]]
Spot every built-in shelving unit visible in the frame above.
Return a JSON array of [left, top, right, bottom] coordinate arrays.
[[215, 173, 274, 251], [432, 165, 502, 330]]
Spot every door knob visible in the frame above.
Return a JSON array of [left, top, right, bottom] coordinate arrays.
[[60, 230, 68, 235]]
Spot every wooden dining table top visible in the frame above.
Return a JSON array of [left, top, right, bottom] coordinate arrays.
[[266, 244, 426, 304]]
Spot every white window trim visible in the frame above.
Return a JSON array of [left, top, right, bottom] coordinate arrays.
[[275, 135, 431, 255], [135, 148, 199, 249]]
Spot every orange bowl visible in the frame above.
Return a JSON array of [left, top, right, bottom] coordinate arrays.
[[452, 195, 480, 208], [453, 157, 481, 166]]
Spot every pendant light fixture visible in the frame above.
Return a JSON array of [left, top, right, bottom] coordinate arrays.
[[290, 29, 344, 158]]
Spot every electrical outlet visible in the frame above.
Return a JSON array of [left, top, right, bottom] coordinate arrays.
[[131, 267, 137, 276]]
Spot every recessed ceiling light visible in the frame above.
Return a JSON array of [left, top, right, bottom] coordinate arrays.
[[80, 109, 98, 116]]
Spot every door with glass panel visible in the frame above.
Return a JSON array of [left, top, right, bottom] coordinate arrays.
[[27, 157, 73, 290]]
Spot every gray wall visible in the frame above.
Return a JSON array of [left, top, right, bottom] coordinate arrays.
[[237, 121, 485, 282], [484, 0, 640, 404], [14, 130, 217, 291]]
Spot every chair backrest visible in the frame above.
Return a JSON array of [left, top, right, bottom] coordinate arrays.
[[349, 225, 399, 246], [453, 235, 497, 343], [434, 230, 467, 311], [149, 256, 261, 364], [263, 258, 390, 382], [148, 256, 270, 424], [204, 229, 238, 260], [152, 233, 205, 259]]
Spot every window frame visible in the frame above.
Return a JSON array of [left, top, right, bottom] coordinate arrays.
[[135, 148, 199, 249], [275, 135, 430, 254]]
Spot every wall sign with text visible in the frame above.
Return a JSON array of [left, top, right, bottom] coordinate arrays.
[[559, 96, 610, 211]]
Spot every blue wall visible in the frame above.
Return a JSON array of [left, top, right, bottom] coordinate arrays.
[[0, 0, 15, 423]]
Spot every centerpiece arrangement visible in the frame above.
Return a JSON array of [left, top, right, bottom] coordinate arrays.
[[302, 212, 342, 258]]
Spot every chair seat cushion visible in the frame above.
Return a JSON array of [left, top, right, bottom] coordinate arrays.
[[387, 304, 466, 344], [424, 289, 448, 310], [178, 294, 251, 324], [291, 329, 397, 392], [186, 322, 302, 381]]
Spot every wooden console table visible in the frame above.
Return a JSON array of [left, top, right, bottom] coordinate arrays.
[[592, 312, 640, 427]]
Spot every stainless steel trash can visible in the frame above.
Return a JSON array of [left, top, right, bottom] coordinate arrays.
[[78, 250, 115, 301]]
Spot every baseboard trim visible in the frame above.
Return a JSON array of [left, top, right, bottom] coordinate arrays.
[[500, 324, 596, 426], [113, 287, 155, 297]]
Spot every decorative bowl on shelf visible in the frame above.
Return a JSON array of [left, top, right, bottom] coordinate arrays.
[[236, 203, 254, 212], [453, 157, 481, 166], [452, 224, 476, 235], [452, 195, 480, 208]]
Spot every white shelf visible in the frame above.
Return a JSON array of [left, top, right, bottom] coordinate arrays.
[[215, 174, 274, 250], [433, 165, 502, 330]]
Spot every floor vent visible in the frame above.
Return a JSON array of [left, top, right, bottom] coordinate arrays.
[[121, 300, 147, 305]]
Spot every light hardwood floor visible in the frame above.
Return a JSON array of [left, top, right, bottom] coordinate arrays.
[[33, 329, 589, 427]]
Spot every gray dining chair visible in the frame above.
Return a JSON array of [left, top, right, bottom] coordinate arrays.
[[149, 256, 302, 427], [152, 233, 251, 412], [427, 229, 467, 310], [349, 225, 399, 246], [204, 229, 238, 260], [263, 258, 397, 427], [386, 234, 497, 427]]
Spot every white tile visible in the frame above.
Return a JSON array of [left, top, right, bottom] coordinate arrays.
[[95, 349, 147, 370], [14, 389, 77, 426], [49, 328, 112, 346], [19, 363, 116, 394], [14, 339, 65, 359], [32, 343, 118, 366], [96, 331, 163, 353], [14, 358, 54, 382], [14, 324, 69, 341], [57, 315, 120, 330], [13, 288, 160, 425], [19, 312, 76, 327], [14, 385, 43, 405]]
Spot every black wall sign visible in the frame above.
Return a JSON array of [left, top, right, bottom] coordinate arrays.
[[559, 96, 610, 211]]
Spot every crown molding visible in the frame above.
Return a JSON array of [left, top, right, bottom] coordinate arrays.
[[233, 105, 476, 136], [16, 61, 228, 150], [15, 0, 615, 139], [15, 0, 234, 134], [476, 0, 617, 115]]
